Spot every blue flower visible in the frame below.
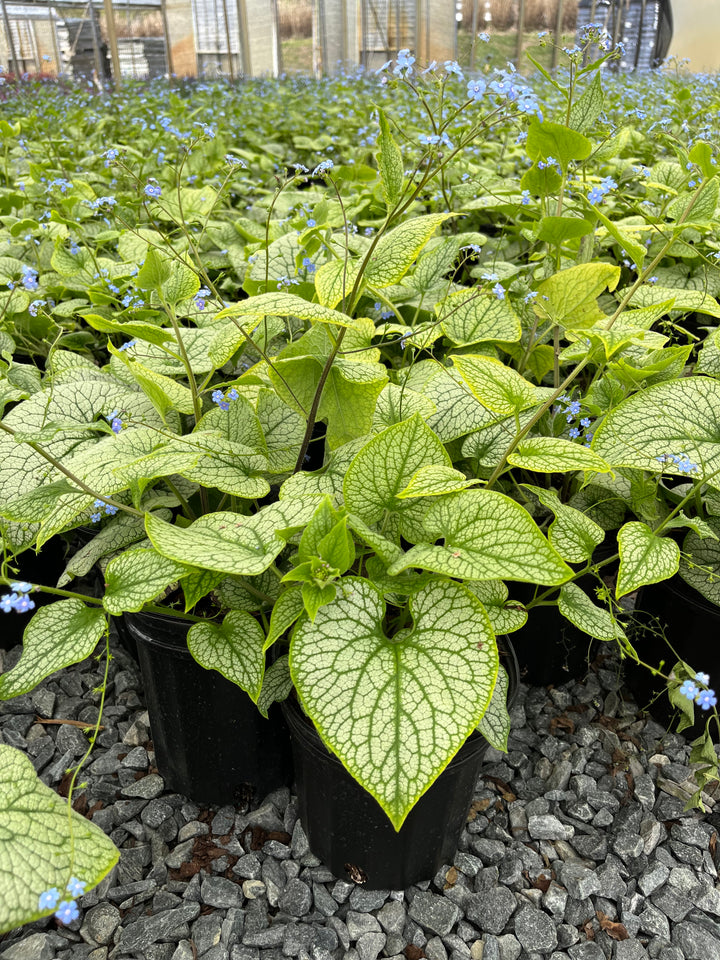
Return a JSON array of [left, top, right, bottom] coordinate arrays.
[[313, 160, 334, 176], [211, 389, 225, 405], [227, 388, 239, 401], [478, 32, 490, 42], [444, 60, 464, 79], [194, 287, 210, 311], [306, 218, 316, 228], [90, 512, 102, 523], [567, 400, 582, 416], [587, 186, 605, 204], [10, 581, 32, 594], [0, 593, 18, 613], [38, 888, 61, 911], [520, 190, 531, 205], [55, 900, 80, 924], [492, 283, 505, 301], [13, 594, 35, 614], [118, 340, 136, 352], [679, 679, 699, 700], [580, 418, 591, 429], [302, 257, 316, 274], [467, 78, 485, 101], [569, 427, 581, 439], [144, 182, 162, 199], [696, 671, 711, 686], [698, 689, 717, 710], [105, 504, 118, 516], [393, 49, 415, 76], [110, 417, 123, 434], [21, 266, 39, 291], [67, 877, 86, 898]]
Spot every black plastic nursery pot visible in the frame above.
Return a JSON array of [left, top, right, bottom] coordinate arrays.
[[126, 610, 293, 806], [626, 576, 720, 738], [283, 639, 519, 890], [509, 536, 618, 686]]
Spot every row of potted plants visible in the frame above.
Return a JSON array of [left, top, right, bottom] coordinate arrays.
[[2, 32, 720, 931]]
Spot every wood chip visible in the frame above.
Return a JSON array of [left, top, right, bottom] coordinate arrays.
[[596, 911, 629, 941], [444, 866, 458, 889]]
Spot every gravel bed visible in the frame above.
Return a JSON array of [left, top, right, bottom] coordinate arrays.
[[2, 632, 720, 960]]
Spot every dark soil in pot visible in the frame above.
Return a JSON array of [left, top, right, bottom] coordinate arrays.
[[626, 575, 720, 738], [126, 609, 293, 806], [283, 638, 519, 890]]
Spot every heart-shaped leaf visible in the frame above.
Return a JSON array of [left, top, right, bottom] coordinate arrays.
[[187, 611, 267, 702], [616, 522, 679, 599], [290, 578, 498, 829]]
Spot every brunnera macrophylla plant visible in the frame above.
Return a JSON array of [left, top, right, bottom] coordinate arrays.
[[3, 36, 720, 929]]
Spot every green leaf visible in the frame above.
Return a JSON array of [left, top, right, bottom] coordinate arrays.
[[526, 118, 592, 170], [83, 313, 175, 347], [110, 345, 195, 417], [372, 383, 436, 431], [593, 209, 647, 270], [592, 378, 720, 481], [568, 71, 604, 133], [536, 262, 621, 328], [0, 601, 106, 699], [343, 414, 450, 526], [452, 355, 542, 416], [347, 513, 403, 566], [58, 513, 150, 587], [396, 465, 481, 499], [146, 500, 316, 576], [376, 108, 404, 205], [317, 517, 354, 572], [314, 258, 361, 309], [387, 490, 572, 585], [537, 216, 593, 244], [439, 291, 522, 346], [0, 745, 119, 934], [466, 580, 528, 634], [668, 668, 698, 730], [689, 141, 716, 180], [163, 258, 200, 305], [680, 518, 720, 606], [522, 485, 604, 563], [667, 179, 719, 223], [558, 582, 626, 641], [298, 497, 339, 562], [135, 247, 170, 291], [477, 665, 511, 751], [256, 389, 306, 473], [215, 292, 351, 326], [365, 214, 453, 287], [257, 655, 293, 718], [626, 286, 720, 318], [290, 578, 498, 829], [183, 569, 224, 612], [266, 586, 306, 646], [507, 437, 613, 474], [302, 580, 337, 621], [616, 522, 680, 598], [103, 547, 191, 615], [187, 611, 266, 702]]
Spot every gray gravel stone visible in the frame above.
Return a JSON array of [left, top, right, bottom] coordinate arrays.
[[80, 903, 121, 945], [377, 899, 406, 935], [528, 815, 574, 841], [200, 876, 243, 909], [113, 902, 200, 952], [346, 911, 382, 939], [409, 891, 461, 937], [567, 944, 606, 960], [349, 887, 389, 912], [559, 863, 600, 900], [120, 773, 164, 799], [672, 920, 720, 958], [356, 932, 386, 960], [513, 905, 558, 954], [465, 887, 517, 935], [0, 933, 55, 960], [615, 940, 651, 960], [278, 878, 312, 916]]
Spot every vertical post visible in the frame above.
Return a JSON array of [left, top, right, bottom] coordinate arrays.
[[160, 0, 173, 75], [220, 0, 234, 80], [103, 0, 121, 85], [634, 0, 646, 70], [469, 0, 478, 69], [550, 0, 564, 71], [48, 0, 61, 75], [0, 0, 21, 77], [88, 1, 104, 82], [236, 0, 250, 74], [341, 0, 348, 64], [317, 0, 327, 76], [515, 0, 525, 69]]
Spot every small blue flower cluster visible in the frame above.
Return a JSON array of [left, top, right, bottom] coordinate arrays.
[[103, 148, 119, 167], [419, 132, 454, 149], [144, 181, 162, 199], [558, 394, 593, 447], [22, 265, 39, 291], [537, 156, 562, 175], [393, 49, 415, 77], [38, 877, 86, 924], [655, 452, 699, 474], [301, 257, 316, 274], [587, 176, 618, 205], [374, 301, 394, 320], [679, 672, 717, 711], [194, 287, 210, 311], [212, 387, 239, 412], [29, 299, 47, 317], [0, 581, 35, 615], [106, 410, 124, 434], [90, 498, 118, 523]]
